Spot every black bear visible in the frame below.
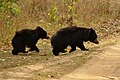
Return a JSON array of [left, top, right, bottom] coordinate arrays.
[[12, 26, 49, 55], [51, 26, 99, 56]]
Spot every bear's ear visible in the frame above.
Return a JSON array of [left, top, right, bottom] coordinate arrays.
[[36, 26, 42, 30], [90, 28, 95, 32], [36, 26, 40, 28], [90, 28, 93, 30]]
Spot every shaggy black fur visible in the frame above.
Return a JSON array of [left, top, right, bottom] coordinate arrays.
[[51, 26, 99, 56], [12, 26, 49, 55]]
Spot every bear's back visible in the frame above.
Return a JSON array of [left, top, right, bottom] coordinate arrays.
[[56, 26, 89, 35], [56, 26, 79, 35]]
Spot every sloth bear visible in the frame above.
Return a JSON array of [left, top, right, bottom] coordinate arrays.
[[12, 26, 49, 55], [51, 26, 99, 56]]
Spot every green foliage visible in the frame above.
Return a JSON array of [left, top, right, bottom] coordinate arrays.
[[47, 4, 58, 24], [0, 0, 21, 47], [64, 0, 78, 12], [64, 0, 72, 15], [0, 0, 21, 16], [0, 0, 120, 51], [10, 3, 21, 15], [0, 0, 17, 3], [63, 0, 78, 26]]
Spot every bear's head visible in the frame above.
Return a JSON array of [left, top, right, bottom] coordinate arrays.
[[36, 26, 49, 39], [88, 28, 99, 44]]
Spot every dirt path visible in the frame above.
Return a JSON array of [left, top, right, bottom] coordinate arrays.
[[60, 43, 120, 80], [0, 38, 119, 80]]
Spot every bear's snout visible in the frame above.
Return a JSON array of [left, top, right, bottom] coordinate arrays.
[[44, 36, 50, 39], [94, 39, 99, 44]]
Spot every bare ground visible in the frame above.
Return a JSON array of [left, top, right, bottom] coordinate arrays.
[[0, 36, 119, 80], [60, 40, 120, 80]]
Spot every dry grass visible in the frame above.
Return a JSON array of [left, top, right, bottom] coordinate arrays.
[[0, 0, 120, 51]]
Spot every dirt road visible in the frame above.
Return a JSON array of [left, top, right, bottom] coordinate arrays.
[[0, 38, 120, 80], [60, 43, 120, 80]]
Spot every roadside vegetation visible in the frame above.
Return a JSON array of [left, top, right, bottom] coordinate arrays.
[[0, 0, 120, 51], [0, 0, 120, 79]]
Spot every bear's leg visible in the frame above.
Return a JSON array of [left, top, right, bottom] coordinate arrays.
[[29, 48, 34, 51], [69, 45, 76, 53], [52, 48, 60, 56], [21, 48, 28, 53], [20, 45, 28, 53], [77, 42, 88, 51], [34, 46, 39, 52], [60, 45, 68, 53], [61, 49, 67, 53], [29, 45, 39, 52], [12, 49, 19, 55]]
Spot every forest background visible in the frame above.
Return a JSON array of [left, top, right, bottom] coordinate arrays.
[[0, 0, 120, 51]]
